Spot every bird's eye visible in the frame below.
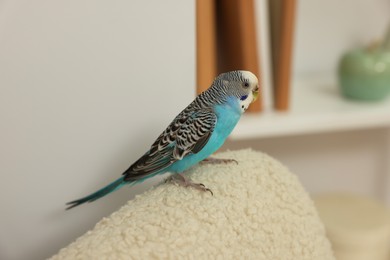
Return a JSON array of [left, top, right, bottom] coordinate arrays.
[[244, 82, 249, 88]]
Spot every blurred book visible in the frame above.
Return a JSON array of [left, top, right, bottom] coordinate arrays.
[[269, 0, 296, 111]]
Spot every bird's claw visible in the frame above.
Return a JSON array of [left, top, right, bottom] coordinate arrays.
[[196, 183, 213, 196], [226, 159, 239, 165], [205, 188, 214, 196], [201, 157, 238, 165], [167, 174, 213, 196], [188, 182, 213, 196]]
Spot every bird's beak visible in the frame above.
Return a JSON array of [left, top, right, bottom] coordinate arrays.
[[251, 86, 259, 103]]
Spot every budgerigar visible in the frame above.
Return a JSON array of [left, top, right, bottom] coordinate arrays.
[[66, 70, 259, 209]]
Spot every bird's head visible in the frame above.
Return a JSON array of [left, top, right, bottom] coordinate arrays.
[[215, 70, 259, 112]]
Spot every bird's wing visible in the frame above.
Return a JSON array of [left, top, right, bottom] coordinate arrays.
[[172, 109, 217, 160], [123, 109, 217, 181]]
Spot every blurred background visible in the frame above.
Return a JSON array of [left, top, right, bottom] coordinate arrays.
[[0, 0, 390, 259]]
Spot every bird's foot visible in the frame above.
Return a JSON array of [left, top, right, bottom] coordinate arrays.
[[166, 173, 213, 196], [201, 157, 238, 165]]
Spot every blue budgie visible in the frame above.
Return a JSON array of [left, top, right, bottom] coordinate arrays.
[[66, 70, 259, 209]]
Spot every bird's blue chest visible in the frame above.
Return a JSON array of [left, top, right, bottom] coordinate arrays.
[[169, 97, 241, 173], [211, 102, 241, 145]]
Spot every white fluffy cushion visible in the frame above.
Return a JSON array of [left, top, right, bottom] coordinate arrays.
[[51, 149, 334, 259]]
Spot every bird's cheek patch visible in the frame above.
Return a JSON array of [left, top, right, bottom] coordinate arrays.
[[240, 95, 248, 101]]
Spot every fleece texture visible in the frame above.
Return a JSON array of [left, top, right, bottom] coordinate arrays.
[[51, 149, 334, 260]]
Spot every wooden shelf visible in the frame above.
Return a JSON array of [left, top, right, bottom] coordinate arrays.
[[230, 75, 390, 140]]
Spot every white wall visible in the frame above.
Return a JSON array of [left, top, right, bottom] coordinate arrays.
[[0, 1, 195, 259]]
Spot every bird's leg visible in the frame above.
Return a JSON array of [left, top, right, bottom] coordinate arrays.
[[201, 157, 238, 165], [167, 173, 213, 196]]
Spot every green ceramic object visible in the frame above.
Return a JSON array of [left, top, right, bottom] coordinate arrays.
[[338, 48, 390, 101]]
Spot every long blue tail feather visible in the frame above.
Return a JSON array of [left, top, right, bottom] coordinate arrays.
[[66, 176, 125, 210]]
